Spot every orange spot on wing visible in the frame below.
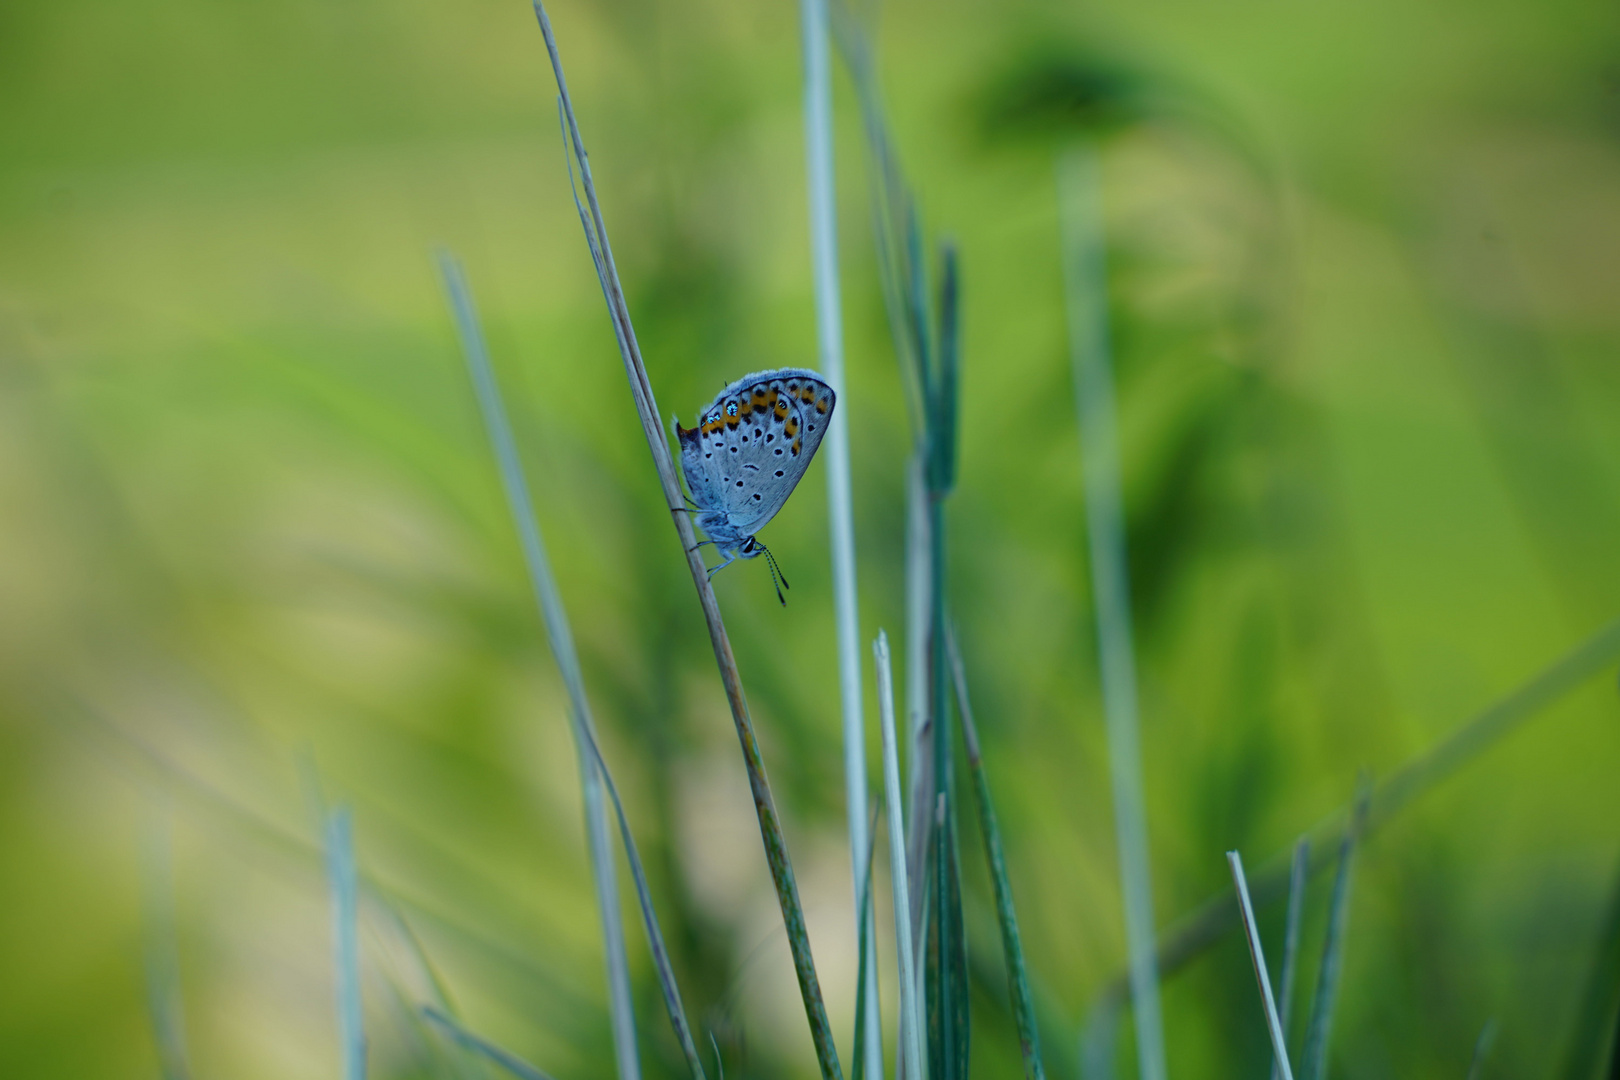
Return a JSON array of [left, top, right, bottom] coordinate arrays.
[[792, 439, 802, 455], [815, 396, 829, 414], [785, 417, 799, 437]]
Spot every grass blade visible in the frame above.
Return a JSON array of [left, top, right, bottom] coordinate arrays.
[[877, 630, 929, 1080], [141, 812, 192, 1080], [798, 0, 878, 1072], [531, 8, 843, 1075], [1466, 1019, 1497, 1080], [1270, 839, 1309, 1080], [947, 626, 1046, 1080], [1559, 861, 1620, 1080], [1228, 851, 1296, 1080], [1060, 144, 1167, 1080], [439, 252, 642, 1080], [1298, 788, 1368, 1080], [424, 1007, 560, 1080], [1091, 615, 1620, 1013], [851, 816, 881, 1080], [904, 451, 934, 945], [326, 806, 367, 1080]]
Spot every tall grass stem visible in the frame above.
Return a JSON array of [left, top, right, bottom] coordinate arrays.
[[326, 807, 367, 1080], [1060, 145, 1168, 1080], [439, 252, 641, 1080], [1227, 851, 1295, 1080], [141, 810, 192, 1080], [798, 0, 879, 1072], [529, 7, 843, 1076], [877, 630, 928, 1080]]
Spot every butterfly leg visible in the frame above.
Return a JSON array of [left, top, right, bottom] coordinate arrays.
[[705, 551, 738, 580]]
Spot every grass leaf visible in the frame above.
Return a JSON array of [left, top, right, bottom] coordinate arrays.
[[877, 630, 929, 1080], [326, 807, 367, 1080], [424, 1007, 560, 1080], [1228, 851, 1295, 1080], [1298, 787, 1369, 1080]]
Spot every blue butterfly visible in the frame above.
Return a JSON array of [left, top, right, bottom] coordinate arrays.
[[673, 368, 836, 603]]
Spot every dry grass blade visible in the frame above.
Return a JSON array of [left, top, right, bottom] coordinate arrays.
[[528, 6, 842, 1077], [1227, 851, 1295, 1080], [947, 626, 1045, 1080]]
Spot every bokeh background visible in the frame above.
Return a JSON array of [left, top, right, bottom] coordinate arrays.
[[3, 0, 1620, 1076]]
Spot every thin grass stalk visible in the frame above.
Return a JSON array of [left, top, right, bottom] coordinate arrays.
[[1465, 1019, 1497, 1080], [1228, 852, 1296, 1080], [141, 811, 191, 1080], [877, 630, 929, 1080], [530, 7, 843, 1077], [370, 894, 488, 1080], [424, 1007, 560, 1080], [441, 253, 703, 1079], [1298, 788, 1368, 1080], [798, 0, 879, 1072], [851, 821, 881, 1080], [1092, 614, 1620, 1010], [1059, 145, 1167, 1080], [904, 451, 934, 942], [946, 625, 1046, 1080], [439, 252, 641, 1080], [326, 807, 367, 1080], [1270, 838, 1310, 1080]]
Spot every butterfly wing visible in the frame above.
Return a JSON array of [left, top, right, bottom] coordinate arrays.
[[686, 368, 835, 538]]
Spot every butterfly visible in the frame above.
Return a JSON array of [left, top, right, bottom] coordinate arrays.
[[673, 367, 836, 603]]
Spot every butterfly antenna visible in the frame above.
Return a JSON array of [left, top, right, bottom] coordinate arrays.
[[758, 543, 790, 607]]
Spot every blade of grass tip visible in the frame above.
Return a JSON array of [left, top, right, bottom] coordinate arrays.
[[142, 810, 192, 1080], [370, 893, 489, 1080], [1228, 852, 1296, 1080], [424, 1007, 560, 1080], [878, 630, 930, 1080], [438, 251, 642, 1080], [1100, 616, 1620, 1008], [1060, 144, 1167, 1080], [326, 807, 367, 1080], [798, 0, 878, 1072], [1465, 1019, 1497, 1080], [530, 8, 843, 1076], [947, 625, 1045, 1080], [1271, 839, 1309, 1080], [1298, 786, 1369, 1080]]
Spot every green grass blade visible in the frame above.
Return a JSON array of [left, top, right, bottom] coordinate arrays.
[[1298, 788, 1368, 1080], [531, 8, 843, 1074], [141, 812, 192, 1080], [904, 452, 934, 946], [1558, 862, 1620, 1080], [1271, 839, 1309, 1080], [1098, 615, 1620, 1008], [947, 627, 1045, 1080], [1060, 144, 1167, 1080], [851, 814, 881, 1080], [439, 251, 643, 1080], [326, 806, 367, 1080], [1228, 852, 1295, 1080], [798, 0, 878, 1071], [424, 1007, 560, 1080], [1466, 1019, 1497, 1080], [877, 630, 929, 1080]]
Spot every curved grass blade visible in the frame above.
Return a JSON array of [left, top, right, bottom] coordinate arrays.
[[877, 630, 929, 1080], [1089, 615, 1620, 1026], [439, 250, 642, 1080], [424, 1007, 560, 1080], [1298, 787, 1368, 1080], [1228, 851, 1295, 1080], [1466, 1019, 1497, 1080], [1060, 144, 1166, 1080], [947, 626, 1045, 1080], [531, 7, 842, 1075], [326, 807, 367, 1080]]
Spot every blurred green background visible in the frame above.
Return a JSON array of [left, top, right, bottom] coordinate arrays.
[[3, 0, 1620, 1076]]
